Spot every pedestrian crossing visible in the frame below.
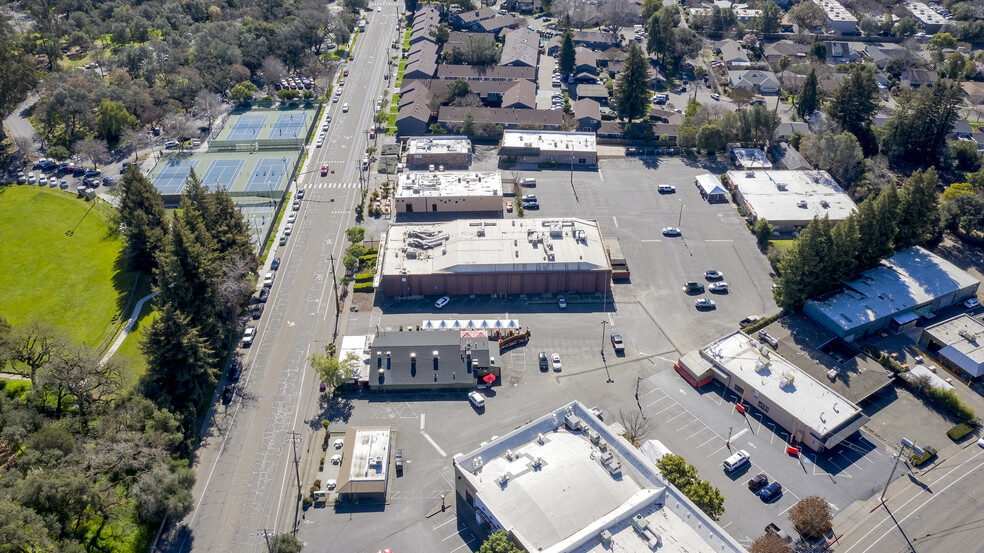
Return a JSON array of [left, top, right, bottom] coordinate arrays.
[[309, 182, 359, 189]]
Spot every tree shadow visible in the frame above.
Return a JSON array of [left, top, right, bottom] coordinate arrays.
[[305, 393, 355, 430]]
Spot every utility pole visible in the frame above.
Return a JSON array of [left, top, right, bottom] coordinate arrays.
[[289, 431, 301, 499], [329, 254, 341, 314], [260, 528, 273, 553]]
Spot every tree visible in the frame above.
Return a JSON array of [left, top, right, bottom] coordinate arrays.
[[195, 90, 226, 130], [270, 533, 305, 553], [445, 35, 500, 66], [10, 322, 64, 388], [892, 16, 918, 38], [684, 479, 725, 520], [0, 498, 55, 552], [809, 40, 827, 62], [787, 1, 826, 31], [96, 98, 137, 144], [75, 137, 109, 169], [119, 166, 168, 273], [754, 219, 775, 249], [142, 303, 216, 419], [559, 30, 576, 76], [618, 409, 655, 445], [799, 132, 864, 188], [277, 88, 302, 103], [343, 0, 369, 12], [613, 43, 650, 121], [825, 65, 879, 150], [729, 87, 755, 109], [943, 182, 974, 202], [38, 345, 123, 417], [774, 216, 836, 310], [47, 145, 69, 162], [461, 109, 476, 136], [130, 463, 196, 524], [940, 192, 984, 234], [750, 533, 793, 553], [309, 351, 357, 394], [788, 496, 832, 538], [854, 186, 899, 269], [928, 32, 957, 66], [895, 168, 940, 250], [228, 81, 259, 105], [641, 0, 661, 22], [431, 23, 450, 45], [797, 68, 820, 119], [656, 454, 698, 488], [859, 17, 880, 37], [346, 226, 366, 244], [880, 81, 964, 163], [121, 128, 150, 162], [479, 530, 522, 553], [753, 2, 783, 34], [830, 214, 859, 284], [261, 57, 287, 90], [697, 124, 726, 153]]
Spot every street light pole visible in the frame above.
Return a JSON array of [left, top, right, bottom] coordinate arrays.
[[600, 320, 607, 357], [877, 438, 921, 506]]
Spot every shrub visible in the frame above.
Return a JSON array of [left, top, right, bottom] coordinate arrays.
[[910, 445, 937, 466], [750, 533, 793, 553], [313, 479, 322, 489], [923, 386, 977, 422], [744, 313, 780, 334], [947, 422, 978, 441], [354, 282, 374, 292], [878, 354, 905, 374], [355, 271, 374, 282], [861, 344, 881, 359], [788, 496, 832, 539]]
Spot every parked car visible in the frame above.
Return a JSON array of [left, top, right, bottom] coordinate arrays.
[[102, 177, 117, 186], [551, 353, 562, 371], [395, 449, 404, 475], [523, 201, 540, 210], [229, 358, 243, 381], [657, 184, 676, 193], [739, 315, 761, 328], [710, 93, 720, 101], [251, 303, 264, 319], [557, 295, 567, 308], [164, 140, 179, 149], [522, 194, 537, 202], [468, 391, 485, 408], [705, 269, 724, 280], [758, 482, 782, 501], [610, 333, 624, 353], [684, 281, 704, 293], [271, 257, 281, 270], [342, 103, 349, 112], [221, 385, 234, 403], [435, 295, 450, 309], [539, 351, 549, 370], [747, 473, 768, 491], [241, 326, 256, 347], [709, 282, 729, 293], [279, 235, 288, 246], [263, 272, 275, 286], [723, 449, 751, 472], [258, 287, 270, 303], [964, 297, 981, 309], [287, 212, 297, 223], [662, 227, 681, 236], [695, 298, 716, 310], [520, 178, 536, 187]]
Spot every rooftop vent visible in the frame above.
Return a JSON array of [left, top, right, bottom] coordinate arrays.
[[780, 371, 796, 388]]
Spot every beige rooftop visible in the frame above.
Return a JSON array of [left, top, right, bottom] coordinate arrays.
[[381, 218, 610, 276], [501, 130, 597, 152], [405, 135, 472, 155], [395, 171, 502, 198]]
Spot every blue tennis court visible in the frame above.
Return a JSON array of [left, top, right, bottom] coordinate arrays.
[[152, 159, 199, 195], [226, 113, 268, 141], [201, 159, 245, 190], [244, 158, 290, 193], [271, 114, 307, 140]]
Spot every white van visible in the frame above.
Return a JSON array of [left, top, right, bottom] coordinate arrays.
[[723, 450, 750, 472], [468, 391, 485, 408]]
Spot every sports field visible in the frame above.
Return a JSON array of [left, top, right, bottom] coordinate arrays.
[[215, 107, 317, 142], [0, 186, 137, 348], [149, 152, 294, 201]]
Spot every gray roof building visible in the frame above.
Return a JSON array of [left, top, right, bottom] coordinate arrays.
[[574, 99, 601, 132], [450, 7, 498, 29], [368, 329, 500, 391], [438, 106, 564, 131], [729, 70, 780, 94], [919, 314, 984, 379], [500, 28, 539, 67], [437, 65, 536, 82], [501, 79, 536, 109]]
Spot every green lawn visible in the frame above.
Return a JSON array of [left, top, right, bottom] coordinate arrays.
[[770, 239, 795, 252], [112, 277, 156, 388], [0, 186, 137, 348]]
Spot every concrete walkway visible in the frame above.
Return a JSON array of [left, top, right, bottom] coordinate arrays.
[[100, 292, 157, 365]]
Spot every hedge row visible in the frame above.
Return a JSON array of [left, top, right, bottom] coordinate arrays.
[[743, 312, 780, 334], [355, 272, 374, 282], [353, 282, 374, 292]]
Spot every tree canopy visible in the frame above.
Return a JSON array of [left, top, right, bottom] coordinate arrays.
[[613, 43, 651, 121]]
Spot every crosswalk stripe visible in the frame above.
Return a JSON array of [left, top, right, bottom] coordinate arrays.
[[310, 182, 359, 189]]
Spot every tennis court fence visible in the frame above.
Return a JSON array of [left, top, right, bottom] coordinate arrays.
[[208, 138, 306, 152]]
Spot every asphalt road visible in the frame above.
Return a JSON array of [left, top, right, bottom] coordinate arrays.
[[158, 3, 401, 551]]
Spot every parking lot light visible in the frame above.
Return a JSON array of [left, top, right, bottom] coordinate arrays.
[[878, 437, 918, 506]]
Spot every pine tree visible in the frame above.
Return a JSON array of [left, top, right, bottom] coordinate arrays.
[[614, 43, 651, 121], [873, 184, 900, 257], [142, 303, 216, 416], [774, 217, 835, 310], [118, 165, 167, 273], [895, 168, 940, 249], [797, 68, 820, 119], [559, 31, 576, 76], [204, 187, 258, 270], [825, 65, 879, 149], [830, 215, 860, 284]]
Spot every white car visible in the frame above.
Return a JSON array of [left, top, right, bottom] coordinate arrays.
[[710, 93, 720, 100], [342, 103, 349, 112], [263, 272, 275, 286], [468, 391, 485, 408], [287, 212, 297, 223], [695, 298, 716, 310], [332, 96, 339, 103], [551, 353, 562, 371], [965, 297, 981, 309], [557, 295, 567, 308], [662, 227, 681, 237], [709, 282, 729, 293], [657, 184, 676, 193], [284, 223, 293, 236], [435, 295, 450, 309], [241, 326, 256, 347]]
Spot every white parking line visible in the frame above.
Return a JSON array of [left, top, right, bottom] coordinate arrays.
[[675, 419, 699, 432], [433, 518, 456, 531], [697, 436, 719, 448], [449, 537, 478, 552], [706, 445, 727, 458], [664, 411, 687, 424], [686, 428, 706, 440], [651, 404, 676, 418]]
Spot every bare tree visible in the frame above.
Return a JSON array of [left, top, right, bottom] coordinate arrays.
[[121, 128, 150, 162], [217, 254, 256, 327], [261, 56, 287, 91], [164, 114, 195, 144], [618, 409, 655, 446], [729, 87, 755, 109], [38, 345, 123, 416], [195, 90, 226, 131], [599, 0, 632, 35], [11, 322, 64, 388], [75, 137, 109, 168], [553, 0, 593, 29], [13, 135, 36, 161]]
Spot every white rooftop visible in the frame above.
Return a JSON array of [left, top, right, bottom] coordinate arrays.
[[346, 428, 390, 484], [339, 334, 370, 381], [813, 0, 857, 22], [903, 1, 947, 25], [702, 331, 862, 435], [396, 171, 502, 198], [731, 147, 773, 169], [406, 135, 472, 155], [696, 173, 727, 196], [925, 314, 984, 377], [380, 218, 610, 277], [730, 170, 856, 223], [501, 130, 597, 153], [805, 247, 980, 333], [455, 402, 745, 553]]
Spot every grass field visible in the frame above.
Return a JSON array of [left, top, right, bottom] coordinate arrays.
[[0, 186, 137, 349], [113, 302, 158, 388]]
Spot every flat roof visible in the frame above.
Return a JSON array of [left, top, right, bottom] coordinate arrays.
[[337, 427, 390, 495], [729, 170, 856, 223], [731, 147, 773, 169], [455, 402, 745, 553], [501, 130, 597, 153], [379, 218, 611, 277], [903, 1, 947, 24], [395, 171, 502, 199], [701, 331, 863, 435], [813, 0, 857, 22], [925, 314, 984, 376], [760, 314, 893, 404], [405, 135, 472, 156], [805, 247, 980, 332]]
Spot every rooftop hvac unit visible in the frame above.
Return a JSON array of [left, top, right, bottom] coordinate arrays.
[[472, 456, 483, 470], [599, 530, 613, 545], [505, 449, 515, 461], [537, 433, 545, 444], [532, 457, 543, 468], [959, 330, 973, 340], [797, 200, 808, 208], [780, 372, 796, 388], [776, 182, 787, 190]]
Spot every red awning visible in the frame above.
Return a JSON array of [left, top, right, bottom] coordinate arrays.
[[482, 374, 496, 384]]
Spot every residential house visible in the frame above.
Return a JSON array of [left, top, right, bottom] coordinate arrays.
[[901, 70, 938, 88], [826, 41, 862, 63], [963, 82, 984, 104], [403, 42, 440, 80], [436, 65, 536, 82], [775, 121, 811, 141], [444, 31, 484, 50], [546, 31, 620, 55], [466, 80, 525, 106], [729, 70, 780, 94], [950, 120, 973, 139], [505, 0, 542, 12], [501, 80, 536, 109], [763, 40, 810, 67], [864, 43, 907, 69], [597, 48, 626, 68], [606, 60, 626, 78], [776, 70, 806, 90], [450, 8, 497, 29], [574, 99, 601, 132], [500, 28, 539, 67], [650, 108, 684, 125], [410, 24, 438, 46], [437, 106, 565, 133], [575, 83, 609, 102], [475, 14, 519, 35], [717, 39, 751, 68], [396, 82, 435, 136], [575, 47, 599, 76], [733, 5, 762, 23], [971, 133, 984, 152]]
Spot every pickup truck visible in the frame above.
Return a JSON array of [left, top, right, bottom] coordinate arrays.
[[610, 333, 625, 353], [765, 523, 792, 543], [395, 449, 404, 475]]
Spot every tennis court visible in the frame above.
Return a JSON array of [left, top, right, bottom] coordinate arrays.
[[153, 159, 200, 195], [271, 114, 307, 140], [245, 158, 290, 194], [200, 159, 245, 190], [226, 113, 268, 141]]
